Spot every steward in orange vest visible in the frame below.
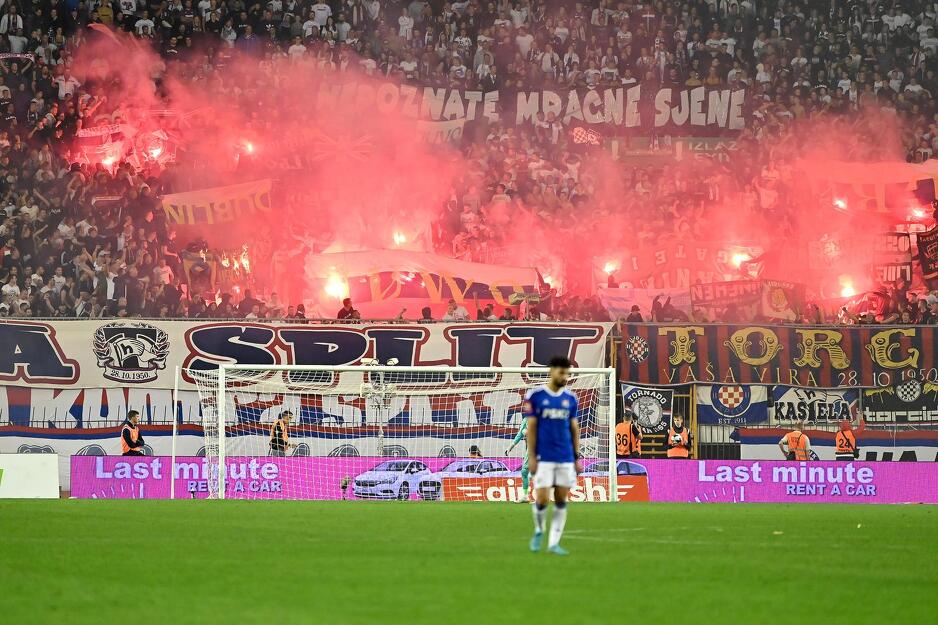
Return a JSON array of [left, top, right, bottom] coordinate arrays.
[[615, 410, 643, 458], [835, 417, 864, 460], [779, 419, 811, 461], [666, 414, 690, 458], [269, 410, 296, 457], [120, 410, 146, 456]]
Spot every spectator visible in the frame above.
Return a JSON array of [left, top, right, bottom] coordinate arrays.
[[337, 297, 356, 320], [442, 298, 470, 321]]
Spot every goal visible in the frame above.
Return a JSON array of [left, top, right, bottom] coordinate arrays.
[[185, 365, 616, 501]]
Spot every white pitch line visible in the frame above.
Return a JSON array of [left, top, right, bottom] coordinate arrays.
[[564, 527, 647, 535], [563, 535, 720, 546]]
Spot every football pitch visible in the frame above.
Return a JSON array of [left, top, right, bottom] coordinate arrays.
[[1, 501, 936, 625]]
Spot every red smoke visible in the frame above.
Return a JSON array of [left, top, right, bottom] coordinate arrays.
[[69, 31, 930, 311]]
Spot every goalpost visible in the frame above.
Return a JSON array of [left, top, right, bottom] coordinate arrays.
[[185, 365, 617, 502]]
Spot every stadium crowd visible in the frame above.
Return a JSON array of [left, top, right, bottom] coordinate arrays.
[[1, 0, 938, 323]]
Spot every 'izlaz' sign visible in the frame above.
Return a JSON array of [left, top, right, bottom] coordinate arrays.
[[620, 324, 936, 389]]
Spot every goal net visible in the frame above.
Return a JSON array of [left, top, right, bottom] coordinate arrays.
[[185, 366, 615, 502]]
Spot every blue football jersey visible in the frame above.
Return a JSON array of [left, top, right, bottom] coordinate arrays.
[[523, 386, 578, 463]]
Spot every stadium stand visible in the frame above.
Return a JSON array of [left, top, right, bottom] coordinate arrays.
[[0, 0, 937, 322]]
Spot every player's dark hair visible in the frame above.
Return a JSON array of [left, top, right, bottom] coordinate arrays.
[[127, 410, 139, 419], [549, 356, 571, 369]]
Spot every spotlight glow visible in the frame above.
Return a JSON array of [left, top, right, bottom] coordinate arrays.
[[603, 261, 617, 274], [833, 198, 847, 210], [392, 231, 407, 246]]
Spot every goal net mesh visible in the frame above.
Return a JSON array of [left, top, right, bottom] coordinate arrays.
[[186, 367, 613, 501]]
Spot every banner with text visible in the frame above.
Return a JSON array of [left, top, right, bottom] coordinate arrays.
[[299, 250, 542, 318], [416, 118, 466, 144], [771, 386, 859, 424], [0, 320, 610, 392], [917, 225, 938, 279], [863, 380, 938, 424], [316, 82, 747, 135], [71, 455, 609, 501], [634, 459, 938, 503], [162, 179, 272, 246], [871, 232, 913, 284], [691, 280, 762, 320], [10, 423, 599, 489], [620, 385, 673, 434], [619, 323, 937, 388]]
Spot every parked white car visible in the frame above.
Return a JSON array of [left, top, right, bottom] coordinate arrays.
[[418, 459, 513, 500], [581, 460, 647, 477], [353, 460, 432, 500]]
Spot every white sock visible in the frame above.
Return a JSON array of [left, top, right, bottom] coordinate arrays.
[[548, 503, 567, 548], [532, 502, 547, 533]]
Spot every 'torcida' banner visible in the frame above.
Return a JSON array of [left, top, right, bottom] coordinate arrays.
[[619, 323, 936, 388]]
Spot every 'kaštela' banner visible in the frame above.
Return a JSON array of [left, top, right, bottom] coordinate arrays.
[[619, 324, 936, 388]]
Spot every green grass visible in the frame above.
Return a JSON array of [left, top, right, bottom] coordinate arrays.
[[1, 501, 936, 624]]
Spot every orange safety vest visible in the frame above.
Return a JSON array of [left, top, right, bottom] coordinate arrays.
[[835, 430, 857, 455], [666, 426, 689, 458], [120, 423, 140, 454], [270, 419, 289, 451], [615, 422, 635, 455], [786, 430, 809, 461]]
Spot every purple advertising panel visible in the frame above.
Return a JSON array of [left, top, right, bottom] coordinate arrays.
[[71, 456, 938, 503], [626, 459, 938, 504], [70, 456, 530, 500]]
